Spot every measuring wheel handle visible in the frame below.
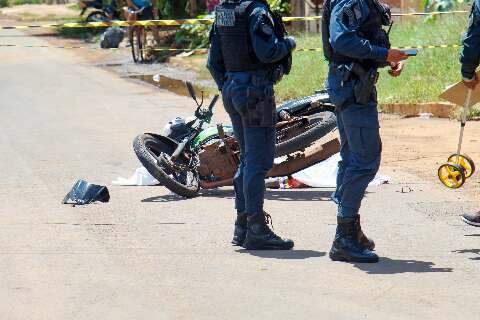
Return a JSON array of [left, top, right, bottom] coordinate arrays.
[[438, 162, 466, 189], [447, 154, 475, 178]]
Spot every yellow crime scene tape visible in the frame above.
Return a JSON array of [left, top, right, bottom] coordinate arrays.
[[0, 43, 463, 51], [0, 10, 469, 30]]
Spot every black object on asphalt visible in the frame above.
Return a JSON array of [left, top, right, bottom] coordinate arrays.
[[63, 179, 110, 205]]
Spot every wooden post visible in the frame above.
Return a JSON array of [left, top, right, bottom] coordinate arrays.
[[190, 0, 198, 17], [290, 0, 306, 32]]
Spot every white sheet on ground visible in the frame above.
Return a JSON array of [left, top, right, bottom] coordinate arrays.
[[292, 153, 390, 188], [112, 167, 160, 186]]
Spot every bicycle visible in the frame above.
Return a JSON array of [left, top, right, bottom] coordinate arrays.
[[127, 7, 157, 63]]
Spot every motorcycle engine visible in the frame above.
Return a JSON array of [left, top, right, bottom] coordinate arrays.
[[198, 137, 240, 182]]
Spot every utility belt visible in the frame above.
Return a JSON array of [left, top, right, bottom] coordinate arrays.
[[225, 71, 276, 128], [227, 64, 285, 85], [332, 62, 379, 105]]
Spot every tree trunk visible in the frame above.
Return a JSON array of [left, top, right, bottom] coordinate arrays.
[[189, 0, 197, 17]]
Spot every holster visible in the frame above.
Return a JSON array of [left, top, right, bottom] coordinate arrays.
[[243, 86, 276, 128], [351, 63, 379, 105]]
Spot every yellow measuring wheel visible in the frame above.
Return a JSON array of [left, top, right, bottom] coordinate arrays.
[[447, 154, 475, 178], [438, 89, 476, 189], [438, 162, 466, 189]]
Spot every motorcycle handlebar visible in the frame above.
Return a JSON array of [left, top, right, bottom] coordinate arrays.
[[186, 81, 196, 101], [208, 95, 219, 111]]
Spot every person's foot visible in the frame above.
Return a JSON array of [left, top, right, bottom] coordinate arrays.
[[329, 217, 379, 263], [462, 211, 480, 227], [242, 212, 294, 250], [355, 214, 375, 250], [232, 212, 247, 246]]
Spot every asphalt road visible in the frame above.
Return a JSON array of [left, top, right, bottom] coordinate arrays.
[[1, 30, 480, 320]]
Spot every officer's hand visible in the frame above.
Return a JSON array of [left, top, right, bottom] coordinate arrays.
[[387, 49, 408, 64], [463, 75, 479, 90], [285, 36, 296, 51], [388, 61, 403, 77]]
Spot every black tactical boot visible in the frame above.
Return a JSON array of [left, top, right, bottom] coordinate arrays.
[[231, 212, 248, 246], [329, 217, 379, 263], [355, 214, 375, 251], [242, 212, 294, 250]]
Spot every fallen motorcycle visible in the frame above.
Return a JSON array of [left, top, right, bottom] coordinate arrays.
[[133, 82, 339, 197]]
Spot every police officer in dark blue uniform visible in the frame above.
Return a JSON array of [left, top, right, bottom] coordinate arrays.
[[207, 0, 296, 250], [322, 0, 408, 262], [460, 0, 480, 227]]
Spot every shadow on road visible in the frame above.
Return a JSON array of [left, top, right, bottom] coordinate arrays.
[[353, 258, 453, 274], [142, 194, 189, 202], [235, 249, 326, 260], [142, 189, 334, 203], [452, 248, 480, 261], [464, 234, 480, 237]]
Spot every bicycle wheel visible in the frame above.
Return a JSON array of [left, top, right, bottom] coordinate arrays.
[[137, 26, 147, 62], [130, 26, 141, 63]]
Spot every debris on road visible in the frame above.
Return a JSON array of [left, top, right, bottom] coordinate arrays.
[[63, 180, 110, 205], [100, 27, 125, 49], [400, 186, 414, 193], [419, 112, 433, 119], [112, 167, 160, 186], [291, 153, 391, 188]]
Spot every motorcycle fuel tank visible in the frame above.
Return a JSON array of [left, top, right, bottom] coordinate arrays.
[[191, 126, 234, 148]]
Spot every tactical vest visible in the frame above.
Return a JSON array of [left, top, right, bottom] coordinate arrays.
[[322, 0, 391, 68], [215, 0, 273, 72]]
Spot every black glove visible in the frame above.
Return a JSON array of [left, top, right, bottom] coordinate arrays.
[[286, 36, 296, 51]]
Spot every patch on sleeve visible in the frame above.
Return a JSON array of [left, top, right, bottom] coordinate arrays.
[[257, 22, 274, 39], [254, 13, 275, 39], [215, 8, 235, 27], [341, 1, 361, 28]]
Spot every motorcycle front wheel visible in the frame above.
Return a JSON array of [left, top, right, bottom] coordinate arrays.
[[133, 134, 200, 198]]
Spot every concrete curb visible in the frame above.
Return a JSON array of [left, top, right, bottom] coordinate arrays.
[[380, 102, 457, 118]]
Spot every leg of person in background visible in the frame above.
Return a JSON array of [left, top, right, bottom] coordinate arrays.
[[125, 9, 137, 43]]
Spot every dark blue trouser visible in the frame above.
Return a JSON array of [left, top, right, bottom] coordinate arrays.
[[332, 102, 382, 218], [221, 72, 276, 216]]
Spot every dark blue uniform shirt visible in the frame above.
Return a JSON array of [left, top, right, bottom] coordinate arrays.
[[207, 1, 292, 90], [328, 0, 388, 63], [461, 0, 480, 79]]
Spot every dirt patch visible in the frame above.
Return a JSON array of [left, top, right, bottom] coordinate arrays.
[[380, 114, 480, 197], [0, 4, 79, 21]]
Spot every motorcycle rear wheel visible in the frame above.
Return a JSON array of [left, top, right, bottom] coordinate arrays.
[[275, 111, 337, 157], [133, 134, 200, 198]]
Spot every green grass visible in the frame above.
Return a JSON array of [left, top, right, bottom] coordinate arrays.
[[67, 3, 81, 11], [0, 0, 9, 7], [277, 14, 469, 103], [13, 11, 76, 21], [10, 0, 42, 5]]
